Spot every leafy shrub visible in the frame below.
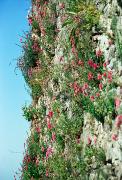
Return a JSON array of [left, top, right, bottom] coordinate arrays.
[[31, 83, 42, 99], [22, 105, 38, 121]]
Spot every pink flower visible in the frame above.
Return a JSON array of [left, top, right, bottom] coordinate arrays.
[[115, 115, 122, 128], [96, 49, 103, 57], [48, 111, 53, 118], [97, 73, 102, 80], [73, 82, 78, 89], [88, 59, 94, 67], [36, 127, 41, 133], [107, 71, 112, 82], [88, 59, 99, 69], [82, 83, 89, 91], [115, 98, 121, 109], [94, 136, 97, 144], [47, 121, 52, 130], [103, 62, 107, 68], [59, 3, 65, 9], [111, 134, 118, 141], [88, 72, 93, 80], [90, 96, 95, 101], [87, 136, 92, 145], [96, 92, 100, 97], [99, 83, 103, 90], [41, 146, 45, 152], [46, 169, 49, 177], [102, 72, 107, 77], [35, 158, 40, 166], [78, 60, 84, 66], [28, 18, 32, 25], [93, 63, 98, 70], [52, 132, 56, 141], [46, 147, 53, 159], [73, 82, 80, 95]]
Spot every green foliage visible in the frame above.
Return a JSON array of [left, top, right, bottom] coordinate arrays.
[[83, 146, 106, 177], [31, 83, 42, 98], [32, 20, 40, 33], [62, 0, 100, 52], [20, 33, 39, 82], [94, 94, 115, 122], [111, 16, 117, 33], [19, 0, 118, 179], [22, 101, 46, 122], [116, 30, 122, 61], [22, 105, 38, 121]]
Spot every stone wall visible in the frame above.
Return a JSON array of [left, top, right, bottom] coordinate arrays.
[[82, 0, 122, 179]]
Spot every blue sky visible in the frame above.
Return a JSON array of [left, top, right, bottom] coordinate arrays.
[[0, 0, 31, 179]]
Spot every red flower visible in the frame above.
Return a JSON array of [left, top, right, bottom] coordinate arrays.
[[41, 146, 45, 152], [78, 60, 84, 66], [88, 72, 93, 80], [82, 83, 89, 91], [96, 49, 103, 57], [59, 3, 65, 9], [115, 98, 121, 109], [103, 62, 107, 68], [111, 134, 118, 141], [73, 82, 78, 89], [35, 158, 40, 166], [28, 18, 32, 25], [115, 115, 122, 128], [72, 47, 76, 54], [73, 82, 80, 95], [93, 63, 98, 70], [48, 111, 53, 118], [47, 122, 52, 130], [97, 73, 102, 80], [88, 59, 94, 67], [46, 169, 49, 177], [90, 96, 95, 101], [46, 147, 53, 159], [107, 71, 112, 82], [87, 136, 92, 145], [102, 72, 107, 77], [52, 132, 56, 141], [99, 83, 103, 90], [36, 127, 41, 133], [94, 136, 97, 144], [96, 92, 100, 97]]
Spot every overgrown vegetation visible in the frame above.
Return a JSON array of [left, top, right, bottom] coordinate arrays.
[[16, 0, 120, 179]]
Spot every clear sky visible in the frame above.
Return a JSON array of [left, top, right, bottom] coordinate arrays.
[[0, 0, 31, 179]]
